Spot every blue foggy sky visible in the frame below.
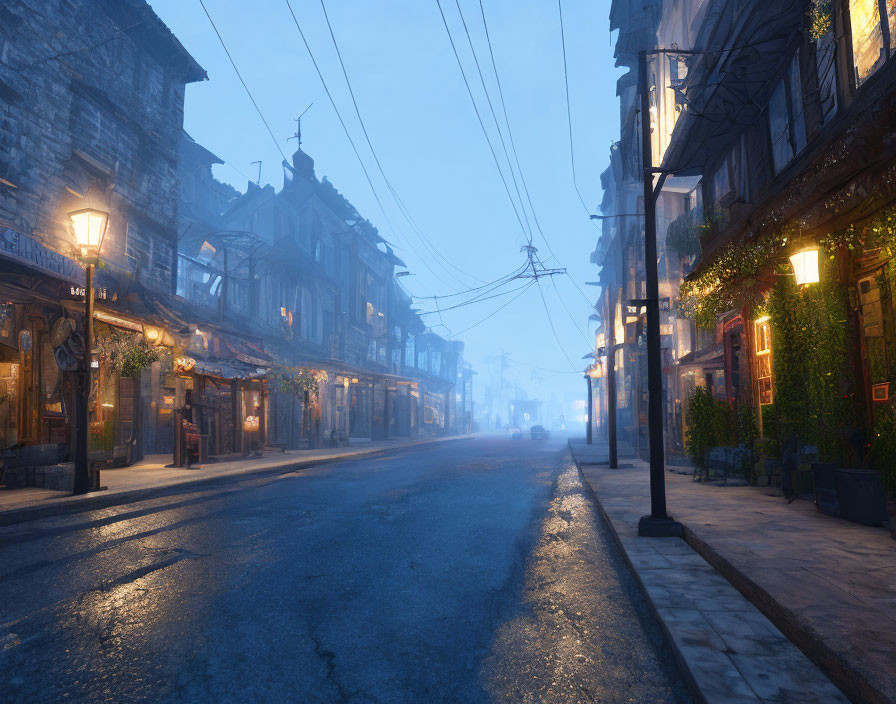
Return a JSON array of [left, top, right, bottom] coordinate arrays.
[[150, 0, 621, 413]]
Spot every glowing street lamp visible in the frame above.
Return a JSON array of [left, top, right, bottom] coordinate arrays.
[[68, 208, 109, 259], [68, 208, 109, 495], [789, 248, 820, 286]]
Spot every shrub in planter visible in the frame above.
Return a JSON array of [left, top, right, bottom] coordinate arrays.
[[686, 387, 730, 479]]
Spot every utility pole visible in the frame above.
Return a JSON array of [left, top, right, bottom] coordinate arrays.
[[607, 329, 618, 469], [637, 49, 682, 537], [585, 371, 593, 444]]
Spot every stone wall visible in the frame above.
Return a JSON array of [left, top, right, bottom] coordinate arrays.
[[0, 0, 203, 293]]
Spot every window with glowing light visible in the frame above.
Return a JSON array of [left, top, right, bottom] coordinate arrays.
[[754, 319, 773, 405], [849, 0, 887, 84]]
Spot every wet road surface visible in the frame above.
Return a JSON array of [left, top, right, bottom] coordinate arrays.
[[0, 436, 691, 703]]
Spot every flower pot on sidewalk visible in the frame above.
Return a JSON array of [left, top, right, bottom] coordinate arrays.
[[834, 468, 888, 527]]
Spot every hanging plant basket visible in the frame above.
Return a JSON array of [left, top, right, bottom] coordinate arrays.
[[96, 330, 161, 378]]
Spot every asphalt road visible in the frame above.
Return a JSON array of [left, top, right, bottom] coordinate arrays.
[[0, 435, 691, 703]]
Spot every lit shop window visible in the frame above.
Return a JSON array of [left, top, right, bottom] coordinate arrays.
[[754, 317, 773, 405], [849, 0, 892, 84]]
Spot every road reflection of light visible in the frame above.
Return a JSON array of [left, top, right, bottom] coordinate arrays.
[[482, 464, 682, 703]]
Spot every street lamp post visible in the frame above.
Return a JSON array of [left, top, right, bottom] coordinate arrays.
[[69, 208, 108, 495], [637, 50, 682, 537], [584, 370, 593, 444]]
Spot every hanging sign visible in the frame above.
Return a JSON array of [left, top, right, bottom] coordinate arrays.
[[0, 227, 80, 284]]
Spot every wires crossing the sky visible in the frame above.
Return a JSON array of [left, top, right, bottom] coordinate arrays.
[[316, 0, 487, 289], [199, 0, 288, 163], [557, 0, 597, 227], [434, 0, 532, 243]]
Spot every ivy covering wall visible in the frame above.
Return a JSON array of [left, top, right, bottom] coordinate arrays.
[[764, 258, 852, 460]]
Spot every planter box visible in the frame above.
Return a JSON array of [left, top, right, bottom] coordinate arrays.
[[835, 468, 888, 527], [812, 463, 839, 517]]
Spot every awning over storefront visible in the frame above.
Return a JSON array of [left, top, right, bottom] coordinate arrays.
[[193, 357, 267, 380]]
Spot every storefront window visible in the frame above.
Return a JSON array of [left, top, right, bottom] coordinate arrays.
[[850, 0, 886, 84], [754, 318, 773, 405], [0, 362, 18, 449]]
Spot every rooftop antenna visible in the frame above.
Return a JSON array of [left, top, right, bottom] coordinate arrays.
[[249, 160, 262, 185], [288, 102, 314, 146]]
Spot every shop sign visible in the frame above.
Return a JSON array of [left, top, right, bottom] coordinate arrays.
[[0, 227, 80, 284]]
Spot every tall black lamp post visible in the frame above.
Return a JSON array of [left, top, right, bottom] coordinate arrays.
[[636, 49, 682, 537], [69, 208, 108, 495]]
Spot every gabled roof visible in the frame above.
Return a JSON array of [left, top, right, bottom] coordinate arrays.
[[96, 0, 206, 83]]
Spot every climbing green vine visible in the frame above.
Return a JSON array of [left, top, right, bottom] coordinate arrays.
[[680, 204, 896, 329], [765, 263, 852, 461], [679, 223, 797, 329]]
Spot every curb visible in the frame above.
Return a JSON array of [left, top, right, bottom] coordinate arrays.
[[571, 449, 875, 704], [571, 457, 708, 704], [0, 435, 473, 527], [682, 526, 883, 704]]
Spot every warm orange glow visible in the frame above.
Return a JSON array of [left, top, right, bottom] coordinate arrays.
[[68, 208, 108, 258], [790, 248, 820, 286]]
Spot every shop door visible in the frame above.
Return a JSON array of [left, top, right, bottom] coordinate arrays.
[[0, 360, 18, 450]]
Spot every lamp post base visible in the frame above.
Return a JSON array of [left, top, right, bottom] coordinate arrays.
[[638, 515, 683, 538]]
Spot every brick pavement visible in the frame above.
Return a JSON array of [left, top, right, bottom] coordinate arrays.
[[571, 439, 895, 704]]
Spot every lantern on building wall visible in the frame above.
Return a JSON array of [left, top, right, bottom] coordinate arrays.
[[789, 248, 820, 286], [68, 208, 109, 259], [143, 325, 161, 346], [243, 415, 260, 432]]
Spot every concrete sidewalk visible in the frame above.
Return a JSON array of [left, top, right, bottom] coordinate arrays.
[[570, 439, 895, 704], [0, 434, 473, 526]]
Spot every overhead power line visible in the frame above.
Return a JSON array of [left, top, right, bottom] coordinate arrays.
[[281, 0, 460, 292], [452, 0, 534, 244], [433, 0, 531, 242], [536, 278, 578, 371], [316, 0, 486, 288], [557, 0, 598, 226], [198, 0, 288, 163], [450, 280, 536, 337]]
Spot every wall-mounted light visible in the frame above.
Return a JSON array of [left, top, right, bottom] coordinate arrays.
[[789, 248, 820, 286], [68, 208, 109, 259], [143, 325, 161, 345]]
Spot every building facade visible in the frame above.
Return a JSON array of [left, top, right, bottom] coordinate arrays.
[[593, 0, 896, 491], [0, 0, 471, 489]]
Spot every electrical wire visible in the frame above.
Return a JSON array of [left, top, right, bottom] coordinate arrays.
[[413, 260, 529, 300], [433, 0, 531, 242], [557, 0, 597, 226], [452, 0, 534, 244], [198, 0, 288, 163], [476, 0, 550, 251], [477, 0, 595, 310], [418, 279, 533, 315], [281, 0, 459, 292], [317, 0, 487, 288], [450, 280, 536, 337], [535, 278, 578, 371], [549, 274, 592, 346]]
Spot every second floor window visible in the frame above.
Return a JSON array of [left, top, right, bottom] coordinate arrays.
[[849, 0, 896, 84], [768, 54, 807, 176]]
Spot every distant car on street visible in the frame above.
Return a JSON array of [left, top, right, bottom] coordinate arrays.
[[530, 425, 550, 441], [508, 427, 522, 439]]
